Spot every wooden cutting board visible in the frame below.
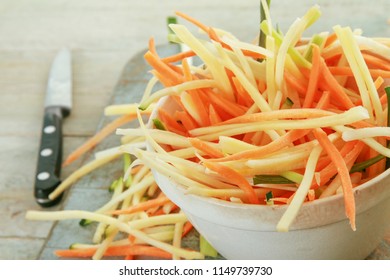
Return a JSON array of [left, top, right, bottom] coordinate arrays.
[[39, 43, 207, 260], [39, 44, 390, 260]]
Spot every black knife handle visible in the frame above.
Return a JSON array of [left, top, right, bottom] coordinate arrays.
[[34, 107, 65, 207]]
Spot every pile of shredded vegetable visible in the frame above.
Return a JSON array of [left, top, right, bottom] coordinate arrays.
[[26, 3, 390, 259]]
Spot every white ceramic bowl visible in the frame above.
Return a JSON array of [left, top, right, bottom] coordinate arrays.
[[148, 96, 390, 260]]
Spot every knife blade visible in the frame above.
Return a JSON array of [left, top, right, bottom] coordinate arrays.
[[34, 48, 72, 207]]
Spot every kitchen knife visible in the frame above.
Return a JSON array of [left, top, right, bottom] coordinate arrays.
[[34, 48, 72, 207]]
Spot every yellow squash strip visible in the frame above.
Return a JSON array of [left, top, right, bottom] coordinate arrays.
[[139, 79, 217, 109], [189, 106, 368, 140], [334, 26, 383, 125], [169, 24, 235, 101], [49, 153, 120, 200], [275, 6, 321, 89], [277, 145, 323, 232], [104, 103, 155, 116], [266, 36, 277, 109], [342, 127, 390, 141], [335, 125, 390, 157], [117, 128, 190, 148]]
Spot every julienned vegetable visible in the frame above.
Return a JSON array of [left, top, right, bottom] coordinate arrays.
[[131, 3, 390, 231], [26, 3, 390, 259]]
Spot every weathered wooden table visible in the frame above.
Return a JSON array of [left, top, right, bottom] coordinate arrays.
[[1, 0, 389, 260]]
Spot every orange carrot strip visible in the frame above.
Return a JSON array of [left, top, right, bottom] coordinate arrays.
[[350, 120, 377, 129], [284, 71, 308, 95], [209, 103, 233, 121], [328, 67, 355, 76], [367, 147, 381, 178], [209, 129, 310, 162], [208, 104, 223, 125], [174, 111, 198, 131], [324, 53, 342, 67], [270, 197, 289, 204], [324, 32, 338, 48], [315, 91, 330, 109], [207, 26, 225, 44], [197, 88, 212, 107], [162, 50, 197, 64], [62, 114, 137, 167], [315, 140, 357, 172], [318, 58, 355, 109], [205, 28, 225, 50], [181, 58, 193, 81], [175, 11, 209, 33], [149, 203, 179, 216], [144, 51, 183, 86], [328, 66, 390, 78], [232, 77, 253, 107], [286, 192, 297, 204], [362, 52, 390, 71], [158, 108, 188, 136], [168, 63, 185, 76], [181, 221, 194, 237], [300, 67, 311, 79], [241, 49, 266, 60], [55, 245, 172, 259], [189, 138, 224, 158], [150, 70, 173, 88], [303, 44, 321, 108], [128, 235, 136, 245], [108, 196, 171, 215], [171, 95, 187, 112], [242, 131, 256, 144], [379, 92, 388, 106], [148, 37, 157, 55], [207, 91, 247, 117], [367, 136, 387, 178], [316, 141, 365, 185], [313, 128, 356, 230], [364, 69, 390, 79], [203, 161, 259, 204], [250, 131, 266, 146], [145, 191, 164, 215], [285, 85, 302, 109], [188, 91, 211, 127]]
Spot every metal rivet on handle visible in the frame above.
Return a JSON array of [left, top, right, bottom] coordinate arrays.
[[37, 172, 50, 181], [44, 125, 56, 134], [40, 148, 53, 157]]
